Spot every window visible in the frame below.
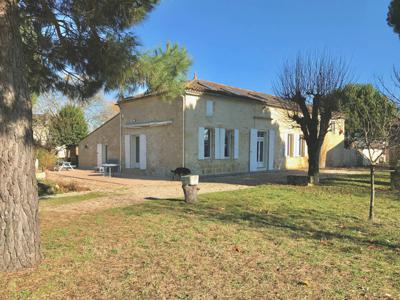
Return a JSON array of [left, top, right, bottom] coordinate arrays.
[[286, 134, 294, 157], [135, 136, 140, 163], [299, 135, 306, 157], [224, 130, 233, 158], [204, 128, 212, 158], [206, 100, 214, 117], [257, 131, 266, 166]]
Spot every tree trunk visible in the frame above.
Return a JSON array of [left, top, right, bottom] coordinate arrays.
[[0, 1, 41, 271], [308, 144, 321, 185], [369, 165, 375, 222], [182, 184, 199, 203]]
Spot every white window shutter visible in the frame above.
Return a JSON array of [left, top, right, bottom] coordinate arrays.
[[234, 129, 239, 159], [124, 136, 130, 169], [198, 127, 205, 160], [139, 134, 147, 170], [219, 128, 226, 159], [97, 144, 103, 168], [206, 100, 214, 117], [294, 134, 300, 157], [215, 128, 221, 159], [250, 129, 257, 171], [268, 129, 275, 170]]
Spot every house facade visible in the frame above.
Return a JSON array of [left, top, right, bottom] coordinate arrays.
[[79, 79, 354, 177]]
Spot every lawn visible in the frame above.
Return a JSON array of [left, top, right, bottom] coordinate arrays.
[[1, 173, 399, 299], [39, 192, 105, 207]]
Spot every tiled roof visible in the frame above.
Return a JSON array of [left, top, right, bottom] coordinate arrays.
[[120, 79, 344, 119], [186, 79, 285, 108], [120, 79, 286, 109]]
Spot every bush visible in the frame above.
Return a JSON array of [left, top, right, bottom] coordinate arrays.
[[57, 181, 89, 193], [36, 147, 57, 171], [38, 179, 90, 196]]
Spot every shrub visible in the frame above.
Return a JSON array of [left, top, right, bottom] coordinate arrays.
[[38, 179, 89, 196], [36, 147, 57, 171], [57, 181, 89, 193]]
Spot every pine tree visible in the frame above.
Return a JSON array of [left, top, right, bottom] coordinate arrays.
[[0, 0, 190, 271], [49, 104, 88, 147], [388, 0, 400, 36]]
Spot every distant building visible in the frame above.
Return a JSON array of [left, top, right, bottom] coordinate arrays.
[[33, 114, 78, 163]]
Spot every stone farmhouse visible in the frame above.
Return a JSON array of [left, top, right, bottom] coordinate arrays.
[[78, 78, 359, 177]]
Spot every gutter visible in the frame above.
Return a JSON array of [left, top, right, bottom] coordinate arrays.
[[119, 111, 122, 172], [123, 120, 173, 129], [182, 95, 186, 167]]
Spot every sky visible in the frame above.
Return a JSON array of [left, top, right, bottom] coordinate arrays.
[[121, 0, 400, 97]]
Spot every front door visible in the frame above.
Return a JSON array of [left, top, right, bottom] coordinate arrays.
[[257, 131, 266, 168]]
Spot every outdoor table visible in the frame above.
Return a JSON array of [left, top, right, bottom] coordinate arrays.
[[102, 163, 119, 177], [57, 161, 76, 171]]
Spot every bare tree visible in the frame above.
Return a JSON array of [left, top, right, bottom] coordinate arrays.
[[275, 53, 350, 184], [340, 84, 400, 222], [82, 93, 119, 131], [377, 68, 400, 106]]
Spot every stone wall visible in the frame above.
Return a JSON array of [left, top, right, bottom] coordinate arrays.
[[183, 92, 348, 175], [78, 114, 121, 169], [78, 92, 355, 177], [120, 96, 184, 177]]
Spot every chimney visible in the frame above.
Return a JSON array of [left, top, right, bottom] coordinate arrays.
[[193, 72, 198, 80]]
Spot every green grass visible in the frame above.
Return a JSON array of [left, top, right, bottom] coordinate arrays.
[[39, 192, 105, 206], [1, 172, 399, 299]]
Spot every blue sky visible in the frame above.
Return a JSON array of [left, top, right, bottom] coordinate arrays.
[[126, 0, 400, 96]]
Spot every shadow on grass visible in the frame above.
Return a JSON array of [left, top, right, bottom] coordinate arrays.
[[121, 196, 399, 252], [323, 177, 390, 187]]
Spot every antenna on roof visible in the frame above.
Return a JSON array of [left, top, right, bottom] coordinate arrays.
[[193, 72, 198, 80]]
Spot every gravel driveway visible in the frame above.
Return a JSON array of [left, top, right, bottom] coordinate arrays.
[[43, 170, 249, 213], [43, 168, 369, 213]]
